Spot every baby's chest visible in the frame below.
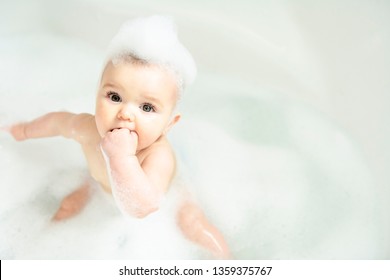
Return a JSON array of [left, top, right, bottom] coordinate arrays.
[[82, 144, 111, 192]]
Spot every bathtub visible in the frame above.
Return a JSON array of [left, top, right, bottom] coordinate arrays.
[[0, 0, 389, 259]]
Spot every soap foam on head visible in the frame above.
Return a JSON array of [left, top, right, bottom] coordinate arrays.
[[105, 16, 197, 94]]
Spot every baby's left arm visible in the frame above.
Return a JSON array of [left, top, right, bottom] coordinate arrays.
[[100, 129, 174, 218]]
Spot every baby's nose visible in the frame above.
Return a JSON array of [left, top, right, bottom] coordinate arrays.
[[117, 106, 135, 121]]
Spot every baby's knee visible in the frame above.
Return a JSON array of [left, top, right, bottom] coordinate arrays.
[[176, 202, 205, 230]]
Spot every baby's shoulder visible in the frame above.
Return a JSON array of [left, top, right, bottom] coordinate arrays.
[[73, 113, 95, 127], [138, 137, 177, 184], [138, 136, 175, 165], [70, 113, 99, 144]]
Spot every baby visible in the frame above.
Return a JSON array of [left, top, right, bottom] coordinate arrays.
[[6, 16, 230, 259]]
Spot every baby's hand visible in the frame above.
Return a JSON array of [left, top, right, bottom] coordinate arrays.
[[100, 128, 138, 159], [5, 123, 27, 141]]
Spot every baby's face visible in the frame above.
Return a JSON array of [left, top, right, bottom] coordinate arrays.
[[95, 61, 179, 151]]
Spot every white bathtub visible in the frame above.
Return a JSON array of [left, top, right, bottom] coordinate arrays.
[[0, 0, 389, 259]]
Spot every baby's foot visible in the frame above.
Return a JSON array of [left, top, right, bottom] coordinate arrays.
[[177, 202, 232, 259], [52, 183, 91, 221]]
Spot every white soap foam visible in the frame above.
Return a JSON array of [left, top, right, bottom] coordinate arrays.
[[105, 16, 196, 92]]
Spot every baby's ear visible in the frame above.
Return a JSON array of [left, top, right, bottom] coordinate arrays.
[[165, 113, 181, 134]]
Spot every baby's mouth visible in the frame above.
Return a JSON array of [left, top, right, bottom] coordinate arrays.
[[109, 127, 132, 132]]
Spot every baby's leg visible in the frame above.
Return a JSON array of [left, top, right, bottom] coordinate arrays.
[[52, 180, 92, 221], [177, 200, 231, 259]]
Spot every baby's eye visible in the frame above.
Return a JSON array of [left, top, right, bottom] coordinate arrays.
[[107, 92, 122, 103], [141, 103, 155, 112]]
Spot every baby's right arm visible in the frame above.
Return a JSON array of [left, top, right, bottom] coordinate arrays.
[[9, 112, 93, 143]]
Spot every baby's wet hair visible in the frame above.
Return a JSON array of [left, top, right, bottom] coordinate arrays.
[[110, 52, 184, 98]]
